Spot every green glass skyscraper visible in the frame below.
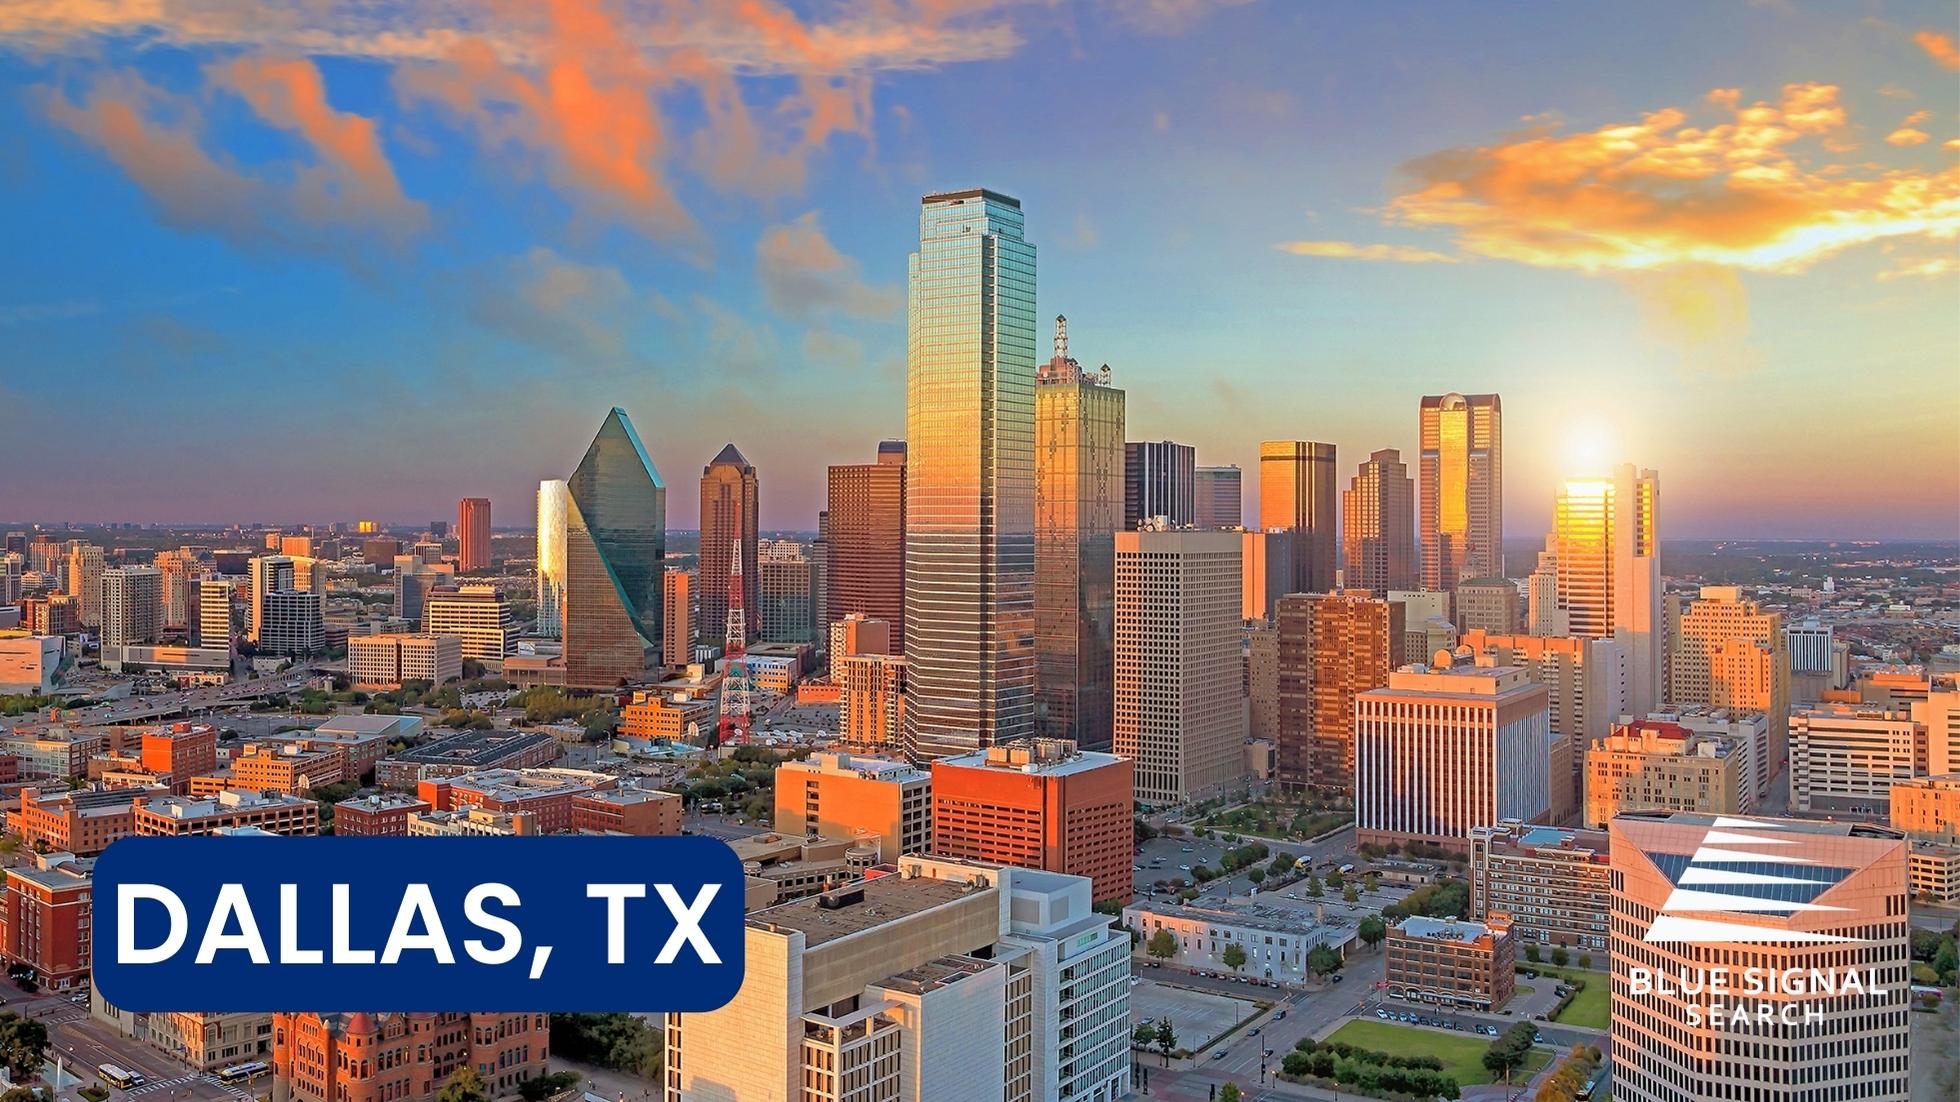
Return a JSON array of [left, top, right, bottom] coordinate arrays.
[[563, 406, 666, 688], [904, 188, 1038, 759]]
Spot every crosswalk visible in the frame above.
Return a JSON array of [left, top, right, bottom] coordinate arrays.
[[125, 1074, 202, 1098]]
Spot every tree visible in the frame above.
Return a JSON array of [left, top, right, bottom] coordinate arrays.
[[1358, 915, 1386, 952], [1551, 946, 1570, 968], [1148, 929, 1179, 961], [1482, 1023, 1536, 1083], [1308, 943, 1343, 978], [1133, 1022, 1158, 1047], [1524, 944, 1541, 963], [1305, 875, 1324, 897], [518, 1072, 582, 1102], [1342, 884, 1359, 903], [1578, 954, 1593, 970], [0, 1013, 48, 1082], [436, 1067, 487, 1102], [1363, 872, 1379, 892], [1934, 938, 1959, 984], [1220, 1085, 1243, 1102], [1223, 943, 1247, 973], [1154, 1018, 1178, 1065], [1248, 869, 1266, 885], [1326, 868, 1345, 888]]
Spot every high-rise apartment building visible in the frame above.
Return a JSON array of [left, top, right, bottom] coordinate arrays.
[[1247, 619, 1279, 743], [456, 497, 491, 572], [1123, 440, 1194, 529], [1549, 464, 1662, 714], [563, 408, 665, 688], [660, 568, 696, 667], [534, 479, 568, 637], [1258, 440, 1337, 594], [1275, 590, 1404, 792], [100, 565, 162, 648], [830, 613, 891, 659], [1668, 585, 1790, 767], [774, 751, 932, 860], [1468, 821, 1612, 951], [1454, 577, 1521, 634], [248, 556, 323, 655], [1608, 812, 1909, 1102], [825, 441, 906, 652], [153, 549, 198, 630], [903, 188, 1036, 759], [1355, 657, 1552, 852], [1418, 392, 1502, 592], [931, 738, 1131, 905], [1789, 704, 1924, 818], [422, 584, 512, 660], [1113, 528, 1245, 805], [757, 540, 816, 644], [698, 444, 759, 648], [195, 578, 233, 650], [663, 855, 1130, 1102], [1034, 319, 1123, 751], [839, 653, 907, 751], [1194, 465, 1241, 529], [64, 543, 103, 628], [1342, 447, 1415, 595]]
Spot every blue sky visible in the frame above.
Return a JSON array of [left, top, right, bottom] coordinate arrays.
[[1, 1, 1955, 537]]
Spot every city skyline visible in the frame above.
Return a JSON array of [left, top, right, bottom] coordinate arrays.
[[1, 3, 1956, 538]]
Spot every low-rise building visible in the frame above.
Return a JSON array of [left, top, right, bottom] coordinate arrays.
[[418, 767, 617, 833], [406, 807, 538, 836], [1121, 900, 1357, 985], [1583, 719, 1752, 828], [275, 715, 420, 781], [1909, 841, 1960, 903], [570, 787, 682, 835], [1384, 914, 1516, 1010], [0, 729, 104, 781], [14, 785, 160, 854], [132, 789, 321, 836], [0, 851, 93, 990], [347, 633, 461, 690], [271, 1012, 549, 1102], [373, 730, 560, 789], [1468, 820, 1611, 951], [1892, 774, 1960, 842], [228, 743, 350, 795], [774, 751, 932, 861], [1790, 704, 1923, 819], [619, 691, 718, 742], [729, 833, 880, 906], [0, 636, 63, 694], [332, 792, 432, 836]]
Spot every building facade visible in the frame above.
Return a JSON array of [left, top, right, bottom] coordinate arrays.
[[1418, 392, 1502, 592], [1548, 465, 1662, 714], [1469, 821, 1611, 950], [1123, 440, 1194, 529], [774, 751, 932, 861], [562, 408, 665, 688], [423, 584, 512, 660], [271, 1012, 549, 1102], [1584, 719, 1752, 828], [825, 441, 907, 655], [1790, 704, 1923, 818], [1258, 440, 1337, 594], [931, 739, 1132, 905], [1193, 465, 1241, 529], [1385, 915, 1516, 1010], [1341, 447, 1415, 596], [698, 444, 760, 647], [1275, 590, 1404, 792], [456, 497, 491, 572]]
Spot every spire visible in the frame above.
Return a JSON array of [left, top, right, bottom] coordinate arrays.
[[1054, 314, 1068, 362]]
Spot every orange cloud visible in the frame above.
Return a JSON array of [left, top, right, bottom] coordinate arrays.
[[1914, 29, 1960, 70], [1876, 255, 1959, 281], [1275, 240, 1458, 263], [1887, 127, 1931, 147], [756, 211, 901, 319]]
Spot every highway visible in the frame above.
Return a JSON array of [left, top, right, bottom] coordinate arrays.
[[6, 675, 311, 729]]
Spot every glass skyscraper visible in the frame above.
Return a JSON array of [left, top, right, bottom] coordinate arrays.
[[904, 188, 1037, 759], [563, 407, 666, 688], [535, 479, 568, 637], [1035, 315, 1124, 751], [1419, 392, 1503, 591]]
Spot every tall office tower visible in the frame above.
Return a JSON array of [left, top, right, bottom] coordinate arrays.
[[152, 550, 196, 629], [423, 583, 513, 659], [427, 520, 449, 539], [100, 566, 162, 648], [2, 533, 22, 555], [194, 578, 233, 649], [697, 444, 759, 649], [1341, 447, 1415, 595], [665, 854, 1131, 1102], [248, 556, 295, 644], [1525, 543, 1562, 634], [456, 497, 491, 572], [757, 540, 816, 644], [0, 553, 22, 606], [810, 511, 829, 646], [825, 441, 907, 653], [1786, 617, 1834, 675], [1669, 585, 1790, 766], [1122, 440, 1194, 528], [1193, 465, 1242, 529], [1418, 392, 1502, 592], [1034, 318, 1124, 750], [1354, 656, 1552, 853], [293, 556, 330, 600], [1549, 464, 1662, 714], [392, 555, 453, 623], [562, 407, 665, 689], [660, 568, 695, 667], [28, 536, 61, 576], [1455, 576, 1521, 634], [903, 188, 1038, 760], [1461, 630, 1628, 817], [1608, 813, 1909, 1102], [1239, 529, 1295, 622], [63, 543, 103, 628], [534, 480, 568, 637], [1274, 590, 1404, 792], [930, 738, 1133, 905], [1258, 440, 1337, 593], [1113, 527, 1246, 803]]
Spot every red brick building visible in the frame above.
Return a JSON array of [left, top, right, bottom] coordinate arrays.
[[141, 722, 219, 793], [271, 1012, 548, 1102], [333, 793, 433, 836], [570, 788, 682, 835], [0, 852, 93, 991], [929, 738, 1134, 905], [14, 786, 160, 854], [419, 769, 617, 835]]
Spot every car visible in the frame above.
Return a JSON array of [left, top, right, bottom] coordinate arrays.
[[1330, 974, 1344, 983], [1133, 865, 1144, 872], [1534, 1032, 1544, 1044], [1179, 864, 1192, 871], [1273, 1010, 1286, 1021], [1212, 1051, 1229, 1061], [1376, 1009, 1389, 1019], [1129, 977, 1141, 986], [1247, 1028, 1260, 1037], [1264, 1048, 1276, 1057], [1181, 846, 1194, 853], [1524, 970, 1538, 979]]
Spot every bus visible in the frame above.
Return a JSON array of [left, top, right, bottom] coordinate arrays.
[[97, 1065, 144, 1089], [217, 1062, 270, 1085]]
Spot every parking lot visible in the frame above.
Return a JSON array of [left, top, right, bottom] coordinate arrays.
[[1132, 830, 1415, 918], [1129, 977, 1267, 1051]]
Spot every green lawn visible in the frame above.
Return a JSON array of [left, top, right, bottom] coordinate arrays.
[[1524, 964, 1610, 1030], [1327, 1020, 1552, 1087]]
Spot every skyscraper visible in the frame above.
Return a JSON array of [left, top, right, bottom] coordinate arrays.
[[153, 549, 198, 630], [1193, 465, 1242, 529], [698, 444, 759, 649], [1550, 465, 1662, 714], [1342, 447, 1416, 595], [1669, 585, 1791, 763], [1123, 440, 1194, 529], [1258, 440, 1337, 593], [248, 556, 323, 656], [64, 543, 103, 628], [660, 568, 695, 667], [100, 565, 162, 648], [1418, 392, 1503, 592], [1034, 316, 1124, 750], [457, 497, 491, 572], [534, 480, 568, 638], [1114, 527, 1246, 804], [1275, 590, 1404, 792], [758, 539, 816, 644], [903, 187, 1037, 759], [562, 407, 666, 689], [825, 441, 906, 652]]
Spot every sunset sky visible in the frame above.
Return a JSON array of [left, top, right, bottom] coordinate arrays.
[[2, 1, 1956, 538]]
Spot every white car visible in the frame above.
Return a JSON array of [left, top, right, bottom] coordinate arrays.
[[1179, 864, 1192, 871]]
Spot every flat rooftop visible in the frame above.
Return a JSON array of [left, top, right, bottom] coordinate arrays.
[[748, 874, 985, 948], [391, 730, 556, 766], [1615, 810, 1904, 839], [874, 954, 994, 996], [1398, 916, 1498, 942]]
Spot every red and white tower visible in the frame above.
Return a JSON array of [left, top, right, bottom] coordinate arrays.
[[717, 540, 752, 746]]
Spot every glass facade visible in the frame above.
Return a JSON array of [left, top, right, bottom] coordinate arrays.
[[904, 188, 1037, 759], [1257, 440, 1337, 593], [698, 444, 759, 647], [535, 479, 567, 637], [1034, 339, 1124, 751], [563, 408, 665, 688], [1419, 392, 1503, 591]]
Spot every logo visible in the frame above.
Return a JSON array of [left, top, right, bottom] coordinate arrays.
[[1642, 817, 1866, 945]]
